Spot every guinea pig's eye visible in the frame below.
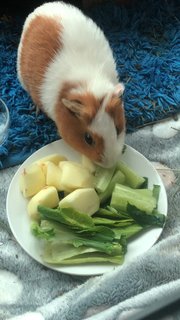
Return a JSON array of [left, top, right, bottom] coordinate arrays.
[[84, 132, 95, 146], [116, 127, 120, 136]]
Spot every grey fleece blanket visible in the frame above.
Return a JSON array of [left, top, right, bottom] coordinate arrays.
[[0, 115, 180, 320]]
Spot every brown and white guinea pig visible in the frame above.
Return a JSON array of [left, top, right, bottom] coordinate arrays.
[[17, 1, 126, 168]]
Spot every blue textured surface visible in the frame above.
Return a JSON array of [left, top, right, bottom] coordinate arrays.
[[0, 0, 180, 169]]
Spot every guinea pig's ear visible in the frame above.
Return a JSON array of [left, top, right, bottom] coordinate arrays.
[[61, 98, 84, 119], [113, 83, 125, 98]]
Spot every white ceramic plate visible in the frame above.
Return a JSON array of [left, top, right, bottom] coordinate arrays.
[[6, 140, 168, 276]]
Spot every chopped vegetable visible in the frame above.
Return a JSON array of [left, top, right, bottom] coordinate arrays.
[[113, 224, 144, 239], [110, 183, 156, 213], [81, 155, 96, 173], [59, 161, 94, 191], [31, 221, 55, 240], [99, 170, 126, 203], [44, 249, 124, 265], [94, 207, 124, 219], [19, 151, 166, 266], [38, 205, 95, 231], [92, 217, 134, 227], [127, 204, 166, 227], [153, 185, 161, 203], [19, 163, 46, 198], [46, 162, 62, 190], [116, 160, 145, 188], [35, 153, 67, 166], [59, 188, 100, 216], [27, 186, 59, 220], [31, 219, 125, 265], [94, 165, 116, 193]]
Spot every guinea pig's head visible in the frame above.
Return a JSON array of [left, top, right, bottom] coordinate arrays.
[[55, 83, 125, 168]]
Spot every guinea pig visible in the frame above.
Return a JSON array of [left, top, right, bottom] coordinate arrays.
[[17, 1, 126, 168]]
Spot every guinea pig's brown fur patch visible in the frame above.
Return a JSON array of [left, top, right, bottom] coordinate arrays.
[[106, 96, 125, 133], [60, 82, 101, 124], [54, 85, 104, 162], [20, 15, 62, 107]]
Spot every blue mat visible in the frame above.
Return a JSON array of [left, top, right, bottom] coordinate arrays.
[[0, 0, 180, 169]]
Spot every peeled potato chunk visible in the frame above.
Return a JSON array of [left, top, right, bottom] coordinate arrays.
[[19, 163, 46, 198], [35, 154, 67, 175], [59, 161, 94, 191], [36, 160, 50, 176], [35, 154, 67, 166], [59, 188, 100, 216], [81, 155, 96, 173], [46, 162, 62, 190], [27, 186, 59, 220]]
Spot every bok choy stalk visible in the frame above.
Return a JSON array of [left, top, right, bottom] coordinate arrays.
[[31, 219, 125, 265], [110, 184, 157, 213], [99, 170, 126, 203], [94, 165, 117, 193], [116, 160, 145, 188]]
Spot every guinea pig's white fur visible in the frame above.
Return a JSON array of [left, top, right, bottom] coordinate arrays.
[[17, 1, 125, 167]]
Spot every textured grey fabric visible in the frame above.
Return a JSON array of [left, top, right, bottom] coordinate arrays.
[[0, 118, 180, 320]]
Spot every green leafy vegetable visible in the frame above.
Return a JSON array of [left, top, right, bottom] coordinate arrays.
[[44, 249, 124, 265], [95, 207, 129, 220], [92, 217, 134, 227], [43, 242, 100, 264], [31, 221, 55, 240], [72, 238, 122, 255], [38, 205, 117, 241], [33, 220, 124, 264], [113, 224, 144, 239], [127, 204, 166, 227], [95, 207, 121, 219], [139, 177, 148, 189], [38, 205, 94, 230]]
